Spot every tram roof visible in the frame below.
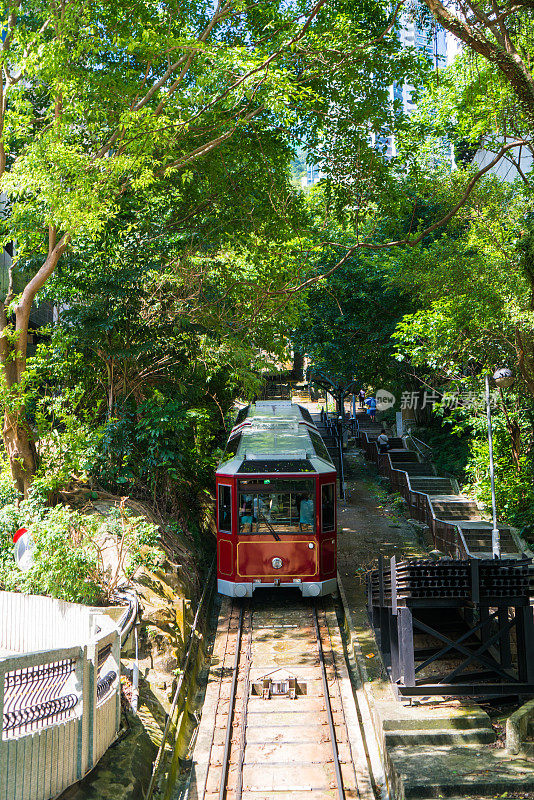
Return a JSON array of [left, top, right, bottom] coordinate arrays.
[[216, 402, 336, 476]]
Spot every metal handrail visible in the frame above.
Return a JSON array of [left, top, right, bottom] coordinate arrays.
[[403, 435, 461, 493], [329, 420, 345, 500], [410, 434, 432, 452], [338, 434, 345, 500], [403, 434, 432, 463], [114, 588, 139, 646]]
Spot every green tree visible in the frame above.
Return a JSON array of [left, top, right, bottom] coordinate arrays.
[[0, 0, 426, 495], [420, 0, 534, 130], [293, 242, 412, 390]]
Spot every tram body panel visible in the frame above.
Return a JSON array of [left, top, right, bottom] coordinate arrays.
[[236, 536, 318, 577], [215, 402, 338, 597]]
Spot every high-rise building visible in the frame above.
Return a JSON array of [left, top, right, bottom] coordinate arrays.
[[299, 12, 451, 185], [376, 15, 448, 159]]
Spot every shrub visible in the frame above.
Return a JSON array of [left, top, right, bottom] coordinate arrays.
[[0, 491, 161, 604], [32, 390, 104, 498], [91, 499, 162, 600]]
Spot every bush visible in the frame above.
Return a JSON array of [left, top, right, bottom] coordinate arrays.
[[0, 496, 101, 601], [0, 490, 161, 604], [465, 423, 534, 542], [91, 500, 162, 600], [22, 506, 104, 604], [32, 390, 104, 498], [93, 394, 221, 505], [411, 419, 471, 481]]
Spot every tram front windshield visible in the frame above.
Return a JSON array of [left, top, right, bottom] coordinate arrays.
[[238, 478, 315, 535]]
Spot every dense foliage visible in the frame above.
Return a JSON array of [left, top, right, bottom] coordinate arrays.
[[0, 473, 160, 602], [5, 0, 534, 596], [0, 0, 428, 496], [292, 211, 413, 392], [288, 0, 534, 540]]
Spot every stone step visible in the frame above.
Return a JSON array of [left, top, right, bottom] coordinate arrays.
[[462, 527, 512, 538], [461, 528, 518, 554], [385, 727, 495, 747], [369, 437, 405, 448], [431, 499, 480, 520], [382, 711, 493, 732], [390, 744, 534, 799], [409, 478, 455, 494], [394, 463, 436, 475], [390, 451, 420, 463]]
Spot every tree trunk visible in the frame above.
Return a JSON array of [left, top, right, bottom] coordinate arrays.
[[421, 0, 534, 129], [292, 351, 304, 381], [0, 232, 70, 496], [3, 409, 37, 497]]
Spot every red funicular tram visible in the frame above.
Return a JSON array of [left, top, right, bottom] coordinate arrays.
[[216, 401, 337, 598]]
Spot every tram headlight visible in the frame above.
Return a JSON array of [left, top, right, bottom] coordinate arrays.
[[272, 557, 283, 569]]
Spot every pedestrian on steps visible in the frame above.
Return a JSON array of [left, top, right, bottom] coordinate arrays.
[[365, 396, 377, 421], [358, 389, 365, 409], [377, 429, 389, 453]]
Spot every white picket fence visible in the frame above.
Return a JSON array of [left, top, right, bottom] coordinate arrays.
[[0, 592, 121, 800]]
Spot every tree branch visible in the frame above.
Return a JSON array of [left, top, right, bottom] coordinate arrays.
[[286, 140, 528, 293]]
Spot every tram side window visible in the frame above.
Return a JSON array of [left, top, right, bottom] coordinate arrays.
[[322, 484, 335, 531], [218, 485, 232, 533]]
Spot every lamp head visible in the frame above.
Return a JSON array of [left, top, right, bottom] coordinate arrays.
[[493, 367, 514, 388]]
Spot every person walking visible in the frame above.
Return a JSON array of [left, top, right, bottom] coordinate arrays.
[[365, 396, 377, 421], [377, 429, 389, 453], [358, 388, 365, 409]]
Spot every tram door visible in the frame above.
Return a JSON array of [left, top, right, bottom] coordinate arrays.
[[320, 480, 337, 576], [217, 480, 234, 579]]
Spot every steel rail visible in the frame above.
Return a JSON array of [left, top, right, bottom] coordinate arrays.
[[313, 605, 345, 800], [144, 556, 215, 800], [234, 606, 253, 800], [219, 603, 245, 800]]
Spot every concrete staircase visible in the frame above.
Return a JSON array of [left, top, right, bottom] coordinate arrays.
[[459, 522, 518, 555], [429, 498, 481, 520], [314, 421, 340, 468], [409, 477, 455, 495], [389, 451, 420, 463], [354, 408, 527, 559], [393, 462, 436, 476], [389, 743, 534, 799]]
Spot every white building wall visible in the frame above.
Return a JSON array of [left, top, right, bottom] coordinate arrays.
[[473, 139, 533, 182]]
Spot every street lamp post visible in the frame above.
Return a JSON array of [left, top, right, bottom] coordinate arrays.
[[485, 367, 514, 559]]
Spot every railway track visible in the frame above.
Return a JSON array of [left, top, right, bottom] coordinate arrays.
[[200, 593, 378, 800]]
